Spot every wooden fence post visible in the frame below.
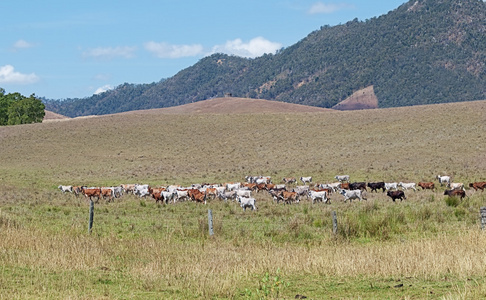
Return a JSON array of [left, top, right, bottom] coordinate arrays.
[[208, 209, 214, 236], [89, 200, 94, 234], [480, 207, 486, 230], [332, 211, 338, 235]]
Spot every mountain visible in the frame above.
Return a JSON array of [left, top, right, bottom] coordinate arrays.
[[45, 0, 486, 117]]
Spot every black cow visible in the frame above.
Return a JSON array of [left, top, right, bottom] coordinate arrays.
[[349, 182, 367, 191], [367, 182, 385, 192], [444, 189, 466, 200], [386, 190, 406, 202]]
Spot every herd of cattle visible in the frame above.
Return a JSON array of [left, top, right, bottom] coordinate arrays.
[[58, 174, 486, 211]]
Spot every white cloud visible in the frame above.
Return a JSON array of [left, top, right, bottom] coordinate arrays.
[[0, 65, 39, 84], [308, 2, 355, 14], [94, 84, 113, 95], [13, 39, 35, 50], [210, 37, 282, 58], [82, 46, 136, 59], [144, 41, 203, 58]]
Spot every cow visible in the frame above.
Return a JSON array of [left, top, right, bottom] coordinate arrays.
[[308, 190, 329, 204], [418, 182, 435, 191], [151, 190, 166, 204], [72, 186, 85, 197], [188, 189, 207, 204], [335, 175, 350, 182], [386, 190, 406, 202], [111, 186, 124, 198], [292, 186, 309, 199], [237, 196, 257, 211], [225, 182, 241, 191], [385, 182, 398, 191], [205, 187, 218, 199], [120, 184, 136, 194], [58, 185, 73, 193], [101, 187, 115, 202], [218, 191, 237, 201], [436, 175, 451, 187], [255, 176, 271, 185], [175, 189, 189, 202], [161, 191, 177, 204], [367, 182, 385, 193], [134, 184, 151, 197], [398, 182, 417, 191], [81, 187, 102, 202], [282, 177, 297, 184], [469, 182, 486, 191], [444, 189, 466, 200], [236, 189, 252, 198], [349, 182, 367, 191], [300, 176, 312, 185], [279, 191, 300, 204], [340, 189, 366, 202], [340, 182, 350, 190], [318, 182, 341, 193], [449, 182, 465, 191]]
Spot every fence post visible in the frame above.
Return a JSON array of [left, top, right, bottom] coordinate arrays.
[[89, 200, 94, 234], [480, 207, 486, 230], [208, 209, 214, 236], [332, 211, 338, 235]]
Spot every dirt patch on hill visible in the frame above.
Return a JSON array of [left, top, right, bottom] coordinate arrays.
[[332, 86, 379, 110]]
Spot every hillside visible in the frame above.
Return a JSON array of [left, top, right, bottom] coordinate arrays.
[[45, 0, 486, 117], [117, 97, 332, 115]]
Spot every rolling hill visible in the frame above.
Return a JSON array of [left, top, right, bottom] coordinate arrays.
[[45, 0, 486, 117]]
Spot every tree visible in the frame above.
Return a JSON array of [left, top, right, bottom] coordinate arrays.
[[0, 91, 45, 126]]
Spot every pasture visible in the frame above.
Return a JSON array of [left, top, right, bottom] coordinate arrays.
[[0, 99, 486, 299]]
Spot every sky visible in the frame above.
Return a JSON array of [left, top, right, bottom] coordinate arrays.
[[1, 0, 408, 100]]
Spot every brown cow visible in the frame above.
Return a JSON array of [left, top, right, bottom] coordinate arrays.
[[282, 177, 296, 184], [81, 187, 102, 202], [279, 191, 299, 204], [444, 189, 466, 200], [340, 183, 350, 190], [101, 187, 114, 202], [469, 182, 486, 191], [188, 189, 207, 204], [151, 190, 166, 204], [418, 182, 435, 191], [205, 188, 218, 199]]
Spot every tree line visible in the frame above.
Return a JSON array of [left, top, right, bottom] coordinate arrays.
[[0, 88, 45, 126]]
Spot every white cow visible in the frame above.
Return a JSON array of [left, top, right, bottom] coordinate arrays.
[[300, 176, 312, 185], [226, 182, 241, 191], [340, 189, 367, 202], [161, 191, 177, 203], [450, 182, 465, 191], [398, 182, 417, 191], [436, 175, 451, 187], [236, 189, 252, 198], [175, 189, 189, 202], [335, 175, 350, 182], [134, 184, 150, 197], [308, 190, 329, 204], [237, 196, 257, 211], [218, 191, 237, 201], [292, 185, 310, 198], [385, 182, 398, 191], [58, 185, 73, 193]]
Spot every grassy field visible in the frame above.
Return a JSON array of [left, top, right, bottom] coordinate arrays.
[[0, 99, 486, 299]]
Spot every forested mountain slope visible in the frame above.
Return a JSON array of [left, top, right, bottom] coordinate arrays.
[[46, 0, 486, 117]]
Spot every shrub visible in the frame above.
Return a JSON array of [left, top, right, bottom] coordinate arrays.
[[445, 196, 460, 207]]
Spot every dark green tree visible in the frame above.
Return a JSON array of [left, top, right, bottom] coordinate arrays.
[[0, 90, 45, 125]]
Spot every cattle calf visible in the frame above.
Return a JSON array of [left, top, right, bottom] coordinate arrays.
[[418, 182, 435, 191], [340, 189, 366, 202]]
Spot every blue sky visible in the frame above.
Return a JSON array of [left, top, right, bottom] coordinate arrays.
[[1, 0, 407, 100]]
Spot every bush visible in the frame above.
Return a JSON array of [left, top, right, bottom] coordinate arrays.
[[445, 196, 460, 207]]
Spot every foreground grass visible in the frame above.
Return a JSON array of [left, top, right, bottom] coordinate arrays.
[[1, 188, 486, 299]]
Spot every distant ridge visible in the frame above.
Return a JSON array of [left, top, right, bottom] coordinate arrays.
[[43, 110, 70, 122], [119, 97, 333, 115]]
